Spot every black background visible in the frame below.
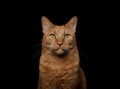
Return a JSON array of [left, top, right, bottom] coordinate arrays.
[[6, 14, 98, 89], [2, 2, 115, 88]]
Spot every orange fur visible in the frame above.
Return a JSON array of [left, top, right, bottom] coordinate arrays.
[[37, 16, 86, 89]]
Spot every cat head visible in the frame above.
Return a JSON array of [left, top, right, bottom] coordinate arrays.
[[41, 16, 78, 57]]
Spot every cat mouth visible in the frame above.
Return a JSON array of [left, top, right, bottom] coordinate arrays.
[[52, 48, 69, 57], [56, 49, 64, 54]]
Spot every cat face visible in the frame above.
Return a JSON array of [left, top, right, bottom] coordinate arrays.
[[41, 16, 78, 56]]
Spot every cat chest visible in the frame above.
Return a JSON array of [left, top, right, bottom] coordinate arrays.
[[40, 65, 73, 78], [40, 70, 79, 89], [40, 64, 79, 88], [40, 63, 79, 78]]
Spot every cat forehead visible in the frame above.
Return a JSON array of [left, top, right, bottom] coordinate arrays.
[[54, 25, 65, 30], [50, 25, 73, 33]]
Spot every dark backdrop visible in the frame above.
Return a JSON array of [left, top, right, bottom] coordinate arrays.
[[8, 15, 97, 89]]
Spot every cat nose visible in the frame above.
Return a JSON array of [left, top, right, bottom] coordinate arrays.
[[57, 41, 63, 46]]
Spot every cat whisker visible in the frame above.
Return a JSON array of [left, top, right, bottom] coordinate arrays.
[[31, 44, 42, 59], [31, 50, 41, 58], [32, 44, 42, 48]]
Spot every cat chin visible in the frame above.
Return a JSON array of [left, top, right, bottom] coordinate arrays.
[[56, 49, 64, 54]]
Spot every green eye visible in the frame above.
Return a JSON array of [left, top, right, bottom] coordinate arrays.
[[50, 34, 56, 39], [64, 34, 70, 38]]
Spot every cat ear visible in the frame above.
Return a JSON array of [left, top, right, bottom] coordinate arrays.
[[65, 16, 78, 33], [41, 16, 54, 33]]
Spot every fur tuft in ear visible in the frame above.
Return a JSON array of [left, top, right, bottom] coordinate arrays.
[[65, 16, 78, 33], [41, 16, 54, 33]]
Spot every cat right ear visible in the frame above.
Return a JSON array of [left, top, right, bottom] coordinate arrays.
[[41, 16, 54, 33], [65, 16, 78, 33]]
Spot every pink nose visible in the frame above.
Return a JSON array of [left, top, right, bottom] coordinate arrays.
[[57, 41, 63, 46]]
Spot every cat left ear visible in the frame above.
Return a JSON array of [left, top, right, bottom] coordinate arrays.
[[41, 16, 54, 33], [65, 16, 78, 33]]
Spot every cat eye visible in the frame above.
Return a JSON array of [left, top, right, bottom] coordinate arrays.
[[50, 34, 56, 39], [64, 34, 70, 38]]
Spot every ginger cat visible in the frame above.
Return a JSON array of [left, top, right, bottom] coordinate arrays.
[[37, 16, 86, 89]]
